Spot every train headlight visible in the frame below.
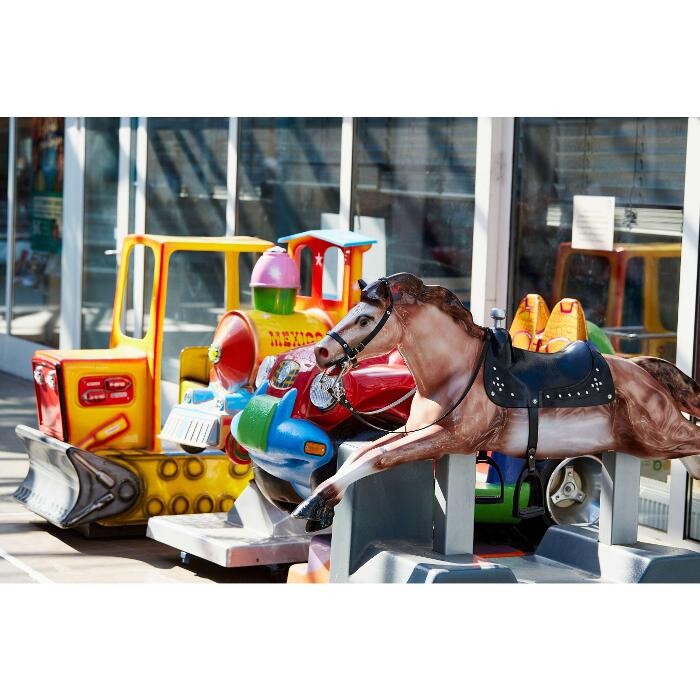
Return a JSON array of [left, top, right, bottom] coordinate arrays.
[[309, 373, 338, 410], [255, 355, 276, 389]]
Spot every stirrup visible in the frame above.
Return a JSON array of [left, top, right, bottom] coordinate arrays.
[[512, 453, 546, 519], [475, 452, 505, 505]]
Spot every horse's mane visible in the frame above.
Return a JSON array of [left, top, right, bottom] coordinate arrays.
[[361, 272, 486, 340]]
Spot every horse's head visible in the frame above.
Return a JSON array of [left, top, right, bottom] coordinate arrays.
[[314, 277, 403, 369]]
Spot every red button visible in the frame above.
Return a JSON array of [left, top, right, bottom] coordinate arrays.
[[105, 378, 131, 391], [82, 389, 107, 403]]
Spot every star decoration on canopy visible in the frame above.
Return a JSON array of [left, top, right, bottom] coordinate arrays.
[[315, 253, 323, 267]]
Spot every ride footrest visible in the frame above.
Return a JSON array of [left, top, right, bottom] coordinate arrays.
[[474, 452, 504, 505], [512, 462, 546, 519]]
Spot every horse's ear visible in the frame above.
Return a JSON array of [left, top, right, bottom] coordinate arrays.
[[357, 278, 367, 291]]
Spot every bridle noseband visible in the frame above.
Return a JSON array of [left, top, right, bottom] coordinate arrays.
[[325, 277, 394, 368]]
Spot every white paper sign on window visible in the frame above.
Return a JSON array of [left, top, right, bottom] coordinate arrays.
[[571, 195, 615, 251]]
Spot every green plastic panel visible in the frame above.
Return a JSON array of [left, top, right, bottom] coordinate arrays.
[[586, 321, 615, 355], [236, 395, 279, 452], [253, 287, 296, 314], [474, 484, 531, 524]]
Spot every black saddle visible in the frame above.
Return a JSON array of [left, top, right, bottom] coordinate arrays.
[[484, 328, 615, 518]]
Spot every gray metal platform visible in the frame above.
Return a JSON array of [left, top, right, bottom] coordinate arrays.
[[147, 481, 326, 568], [329, 447, 700, 583]]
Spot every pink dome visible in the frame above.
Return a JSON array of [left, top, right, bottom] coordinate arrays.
[[250, 246, 300, 289]]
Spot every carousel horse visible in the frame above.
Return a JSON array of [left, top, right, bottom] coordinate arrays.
[[291, 273, 700, 530]]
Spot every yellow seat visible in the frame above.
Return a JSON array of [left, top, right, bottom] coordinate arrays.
[[509, 294, 550, 351], [538, 298, 588, 353]]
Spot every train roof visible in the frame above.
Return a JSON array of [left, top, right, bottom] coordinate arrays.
[[278, 229, 377, 248]]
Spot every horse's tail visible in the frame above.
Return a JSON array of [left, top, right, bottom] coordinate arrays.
[[630, 356, 700, 417]]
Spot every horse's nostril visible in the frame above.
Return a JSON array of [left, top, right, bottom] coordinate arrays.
[[317, 347, 329, 359]]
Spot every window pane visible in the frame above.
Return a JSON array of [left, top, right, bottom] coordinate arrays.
[[146, 118, 228, 236], [81, 117, 120, 348], [161, 250, 226, 383], [0, 118, 8, 333], [353, 117, 477, 303], [236, 117, 342, 241], [691, 479, 700, 541], [510, 117, 688, 533], [12, 117, 64, 347], [120, 244, 154, 339]]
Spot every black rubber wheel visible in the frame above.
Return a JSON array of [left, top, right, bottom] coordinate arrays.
[[180, 443, 205, 455]]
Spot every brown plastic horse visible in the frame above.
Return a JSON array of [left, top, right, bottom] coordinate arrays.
[[292, 273, 700, 529]]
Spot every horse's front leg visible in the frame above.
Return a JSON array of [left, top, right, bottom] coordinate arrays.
[[338, 430, 406, 470], [292, 425, 448, 529]]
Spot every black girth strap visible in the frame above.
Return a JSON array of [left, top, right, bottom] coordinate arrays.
[[484, 327, 615, 519]]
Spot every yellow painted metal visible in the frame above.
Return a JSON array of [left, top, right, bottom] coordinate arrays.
[[244, 309, 330, 359], [34, 346, 152, 450], [178, 346, 212, 401], [554, 242, 681, 360], [95, 450, 253, 526], [110, 234, 273, 447]]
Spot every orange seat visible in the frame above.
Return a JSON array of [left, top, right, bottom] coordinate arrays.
[[509, 294, 550, 351], [538, 298, 588, 353]]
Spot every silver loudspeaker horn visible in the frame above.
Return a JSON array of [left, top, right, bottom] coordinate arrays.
[[545, 454, 602, 526]]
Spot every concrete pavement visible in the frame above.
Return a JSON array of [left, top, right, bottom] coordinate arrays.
[[0, 372, 279, 583]]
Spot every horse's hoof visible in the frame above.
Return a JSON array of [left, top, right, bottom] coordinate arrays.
[[292, 494, 325, 521], [292, 494, 335, 530]]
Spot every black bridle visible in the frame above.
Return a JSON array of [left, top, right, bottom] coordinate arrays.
[[325, 278, 394, 368], [322, 277, 490, 435]]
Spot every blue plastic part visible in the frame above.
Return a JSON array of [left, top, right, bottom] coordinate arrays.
[[277, 229, 377, 248], [224, 388, 253, 414], [488, 452, 550, 483], [232, 387, 333, 499], [185, 387, 216, 405]]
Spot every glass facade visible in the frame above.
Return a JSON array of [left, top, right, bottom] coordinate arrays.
[[4, 115, 700, 548], [0, 118, 8, 333], [691, 478, 700, 541], [81, 118, 120, 348], [12, 117, 64, 348], [145, 117, 229, 236], [236, 117, 342, 241], [161, 250, 226, 383], [510, 117, 688, 532], [352, 117, 477, 302]]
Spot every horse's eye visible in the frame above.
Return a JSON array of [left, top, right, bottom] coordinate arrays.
[[359, 317, 371, 328]]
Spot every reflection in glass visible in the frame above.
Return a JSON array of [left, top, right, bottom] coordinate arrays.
[[161, 250, 226, 383], [82, 118, 120, 348], [353, 117, 477, 302], [120, 244, 155, 339], [510, 117, 688, 532], [236, 118, 342, 241], [0, 118, 8, 333], [12, 117, 64, 347], [146, 118, 228, 236], [690, 479, 700, 541]]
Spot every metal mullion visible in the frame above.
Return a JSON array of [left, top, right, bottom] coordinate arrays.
[[339, 117, 355, 230], [115, 117, 132, 247], [60, 117, 86, 350], [132, 118, 148, 336], [5, 117, 16, 334], [470, 117, 515, 327], [226, 117, 238, 236], [668, 117, 700, 542]]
